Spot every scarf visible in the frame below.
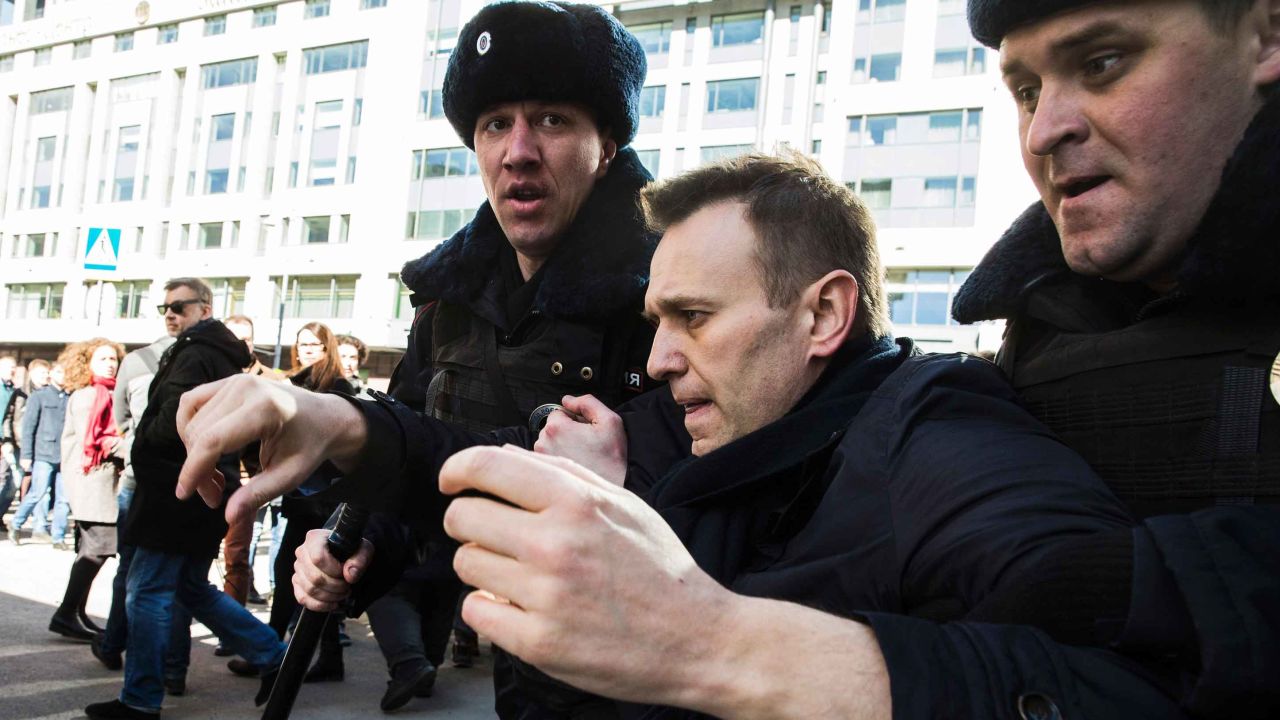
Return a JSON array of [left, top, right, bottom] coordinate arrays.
[[83, 375, 119, 474]]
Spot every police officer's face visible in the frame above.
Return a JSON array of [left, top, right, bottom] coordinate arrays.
[[1001, 0, 1280, 288], [644, 202, 815, 457], [474, 101, 617, 270]]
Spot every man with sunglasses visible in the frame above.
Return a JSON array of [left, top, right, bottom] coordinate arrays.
[[87, 278, 285, 720]]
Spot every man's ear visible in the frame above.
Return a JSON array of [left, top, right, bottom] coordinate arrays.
[[597, 136, 618, 178], [804, 270, 859, 361], [1253, 0, 1280, 86]]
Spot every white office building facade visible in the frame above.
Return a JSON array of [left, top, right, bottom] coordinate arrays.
[[0, 0, 1035, 372]]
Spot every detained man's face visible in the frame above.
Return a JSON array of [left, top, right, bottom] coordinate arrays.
[[1001, 0, 1272, 288], [474, 101, 616, 271], [644, 202, 814, 456]]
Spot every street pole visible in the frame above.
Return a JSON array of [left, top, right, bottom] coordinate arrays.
[[273, 273, 289, 370], [94, 279, 104, 326]]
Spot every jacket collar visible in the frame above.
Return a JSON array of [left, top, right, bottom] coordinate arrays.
[[166, 319, 252, 369], [400, 147, 657, 323], [953, 94, 1280, 324], [649, 335, 911, 510]]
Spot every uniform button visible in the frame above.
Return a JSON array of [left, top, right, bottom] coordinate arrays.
[[579, 367, 593, 380], [1017, 693, 1062, 720], [551, 362, 563, 376]]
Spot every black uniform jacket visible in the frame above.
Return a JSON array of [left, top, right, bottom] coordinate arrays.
[[947, 95, 1280, 718], [328, 334, 1193, 719], [125, 320, 250, 558]]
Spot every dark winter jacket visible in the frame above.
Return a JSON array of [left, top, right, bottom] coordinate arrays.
[[384, 146, 659, 719], [124, 320, 251, 558], [332, 334, 1186, 719], [946, 95, 1280, 717], [18, 384, 69, 464], [280, 366, 355, 527]]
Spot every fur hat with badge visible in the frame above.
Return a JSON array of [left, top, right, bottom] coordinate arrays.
[[443, 0, 647, 149], [968, 0, 1095, 47]]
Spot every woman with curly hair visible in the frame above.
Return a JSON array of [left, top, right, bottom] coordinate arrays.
[[50, 337, 126, 641], [264, 322, 354, 680]]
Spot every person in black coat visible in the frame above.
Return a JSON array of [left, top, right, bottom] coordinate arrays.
[[86, 279, 286, 720], [174, 154, 1189, 719]]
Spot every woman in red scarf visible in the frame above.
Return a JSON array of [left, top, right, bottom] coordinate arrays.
[[50, 337, 126, 641]]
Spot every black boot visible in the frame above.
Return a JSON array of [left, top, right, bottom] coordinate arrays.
[[52, 555, 105, 642], [49, 611, 97, 641], [79, 599, 105, 634], [380, 660, 437, 712]]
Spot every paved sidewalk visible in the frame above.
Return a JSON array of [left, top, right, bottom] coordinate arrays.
[[0, 523, 497, 719]]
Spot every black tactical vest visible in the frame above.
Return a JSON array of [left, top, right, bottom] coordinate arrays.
[[423, 300, 647, 434], [1000, 300, 1280, 520]]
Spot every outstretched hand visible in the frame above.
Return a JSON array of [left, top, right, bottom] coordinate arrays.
[[175, 374, 368, 525]]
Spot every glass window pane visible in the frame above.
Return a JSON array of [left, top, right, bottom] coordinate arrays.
[[915, 293, 949, 325], [867, 117, 896, 145], [859, 179, 892, 209], [213, 113, 235, 141], [869, 54, 901, 82], [928, 112, 962, 142], [923, 177, 957, 207], [629, 22, 671, 54], [889, 292, 913, 324]]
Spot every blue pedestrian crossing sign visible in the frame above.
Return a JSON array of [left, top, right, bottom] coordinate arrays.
[[84, 227, 121, 272]]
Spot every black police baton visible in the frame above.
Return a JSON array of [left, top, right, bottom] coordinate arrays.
[[261, 502, 369, 720]]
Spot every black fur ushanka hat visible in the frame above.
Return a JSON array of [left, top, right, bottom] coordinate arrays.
[[443, 1, 647, 149], [968, 0, 1100, 48]]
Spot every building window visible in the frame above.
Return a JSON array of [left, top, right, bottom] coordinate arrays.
[[13, 232, 54, 258], [361, 0, 387, 7], [352, 98, 363, 126], [923, 177, 957, 207], [699, 144, 753, 164], [201, 57, 258, 88], [304, 215, 331, 244], [405, 209, 469, 240], [862, 53, 901, 83], [392, 276, 414, 320], [113, 125, 141, 202], [411, 146, 478, 180], [855, 178, 892, 209], [705, 78, 759, 113], [885, 269, 970, 327], [108, 280, 148, 319], [34, 46, 51, 66], [208, 278, 248, 316], [198, 222, 224, 249], [309, 100, 342, 186], [5, 283, 64, 319], [711, 12, 764, 47], [811, 139, 822, 154], [857, 0, 906, 23], [114, 32, 134, 52], [816, 70, 827, 85], [935, 46, 985, 77], [305, 0, 331, 19], [73, 40, 92, 58], [275, 276, 356, 318], [629, 21, 672, 54], [205, 14, 227, 35], [638, 86, 665, 118], [0, 55, 13, 73], [205, 169, 229, 194], [420, 89, 445, 118], [157, 23, 179, 44], [937, 0, 964, 16], [635, 149, 660, 176], [212, 113, 235, 141], [303, 40, 369, 74], [927, 112, 962, 142], [253, 6, 277, 27]]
